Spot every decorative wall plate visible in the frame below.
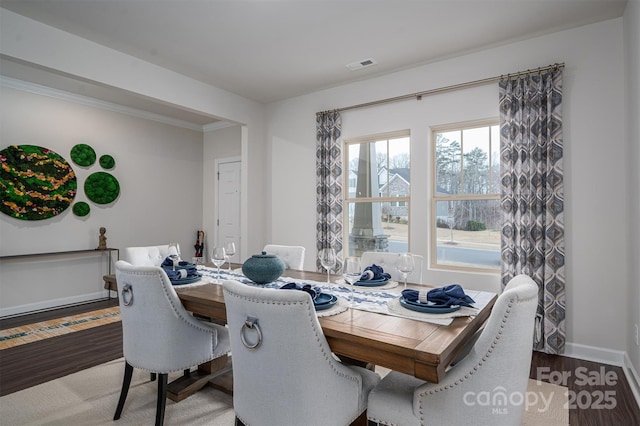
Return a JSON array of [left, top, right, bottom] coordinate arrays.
[[84, 171, 120, 204], [0, 145, 77, 220], [73, 201, 90, 217], [99, 154, 115, 169], [70, 143, 96, 167]]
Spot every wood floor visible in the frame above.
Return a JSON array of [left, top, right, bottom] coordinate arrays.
[[1, 300, 639, 425]]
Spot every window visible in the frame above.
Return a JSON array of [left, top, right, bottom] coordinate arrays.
[[432, 120, 500, 271], [344, 131, 410, 257]]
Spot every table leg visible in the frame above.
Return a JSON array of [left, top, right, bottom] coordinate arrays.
[[167, 354, 233, 402], [336, 354, 375, 371]]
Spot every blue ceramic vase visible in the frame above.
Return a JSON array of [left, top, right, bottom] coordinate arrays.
[[242, 251, 286, 284]]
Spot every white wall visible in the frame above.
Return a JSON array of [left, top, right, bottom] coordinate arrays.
[[266, 18, 628, 354], [624, 0, 640, 378], [0, 86, 204, 314]]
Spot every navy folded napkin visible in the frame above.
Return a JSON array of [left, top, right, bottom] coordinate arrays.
[[161, 257, 198, 280], [280, 282, 321, 301], [359, 264, 391, 281], [161, 256, 184, 268], [402, 284, 475, 307]]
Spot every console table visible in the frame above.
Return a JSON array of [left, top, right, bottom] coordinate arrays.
[[0, 248, 119, 269], [0, 248, 120, 275], [0, 248, 120, 303]]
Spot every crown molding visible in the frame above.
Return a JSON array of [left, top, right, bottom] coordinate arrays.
[[202, 121, 238, 132], [0, 75, 222, 132]]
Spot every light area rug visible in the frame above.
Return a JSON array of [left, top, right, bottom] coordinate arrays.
[[522, 380, 569, 426], [0, 307, 121, 350], [0, 358, 235, 425], [0, 358, 568, 426]]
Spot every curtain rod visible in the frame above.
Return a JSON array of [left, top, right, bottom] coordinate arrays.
[[317, 62, 564, 115]]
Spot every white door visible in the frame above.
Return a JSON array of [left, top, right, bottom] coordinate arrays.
[[217, 160, 241, 263]]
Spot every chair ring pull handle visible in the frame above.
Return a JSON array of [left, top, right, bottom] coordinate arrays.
[[240, 316, 262, 350], [121, 284, 134, 306]]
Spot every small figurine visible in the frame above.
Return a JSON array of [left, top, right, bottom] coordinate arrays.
[[194, 230, 205, 257], [97, 227, 107, 250]]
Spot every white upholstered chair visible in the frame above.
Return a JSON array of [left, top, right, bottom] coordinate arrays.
[[360, 251, 424, 284], [263, 244, 306, 270], [123, 244, 179, 267], [222, 279, 381, 426], [367, 274, 538, 426], [113, 260, 230, 426]]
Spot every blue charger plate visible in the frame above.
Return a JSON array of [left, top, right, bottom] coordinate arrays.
[[170, 273, 202, 285], [314, 293, 338, 311], [399, 297, 460, 314], [355, 278, 389, 287]]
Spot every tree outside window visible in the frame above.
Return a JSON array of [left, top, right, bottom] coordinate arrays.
[[432, 120, 500, 271]]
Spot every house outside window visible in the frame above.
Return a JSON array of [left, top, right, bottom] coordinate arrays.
[[432, 119, 500, 272], [344, 130, 410, 256]]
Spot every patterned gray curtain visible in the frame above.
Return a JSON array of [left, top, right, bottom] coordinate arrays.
[[316, 111, 343, 271], [499, 67, 565, 354]]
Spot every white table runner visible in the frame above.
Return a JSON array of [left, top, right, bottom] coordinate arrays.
[[194, 266, 495, 326]]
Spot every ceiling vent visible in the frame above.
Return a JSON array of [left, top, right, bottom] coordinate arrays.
[[346, 58, 378, 71]]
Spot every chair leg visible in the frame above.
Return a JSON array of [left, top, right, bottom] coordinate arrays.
[[155, 373, 168, 426], [350, 410, 368, 426], [113, 362, 134, 420]]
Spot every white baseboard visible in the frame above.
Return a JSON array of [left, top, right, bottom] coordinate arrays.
[[564, 342, 640, 409], [564, 342, 626, 366], [0, 291, 112, 318], [624, 353, 640, 410]]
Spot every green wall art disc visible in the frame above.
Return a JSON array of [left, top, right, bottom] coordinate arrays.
[[0, 145, 77, 220], [70, 143, 96, 167], [84, 172, 120, 204], [99, 154, 115, 169], [73, 201, 90, 217]]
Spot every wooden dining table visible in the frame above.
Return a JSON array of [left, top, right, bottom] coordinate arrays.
[[176, 267, 497, 385]]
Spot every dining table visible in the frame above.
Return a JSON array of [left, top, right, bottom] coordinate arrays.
[[104, 263, 497, 401], [179, 263, 495, 392]]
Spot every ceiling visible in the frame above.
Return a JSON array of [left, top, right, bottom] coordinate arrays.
[[0, 0, 628, 126]]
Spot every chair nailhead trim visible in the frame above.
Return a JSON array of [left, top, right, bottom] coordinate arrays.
[[224, 290, 361, 384], [120, 269, 224, 367], [418, 295, 523, 399]]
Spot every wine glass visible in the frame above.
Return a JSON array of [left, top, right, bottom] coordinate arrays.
[[168, 243, 181, 271], [319, 247, 336, 284], [342, 257, 362, 308], [224, 242, 236, 272], [397, 253, 415, 289], [211, 247, 226, 282]]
